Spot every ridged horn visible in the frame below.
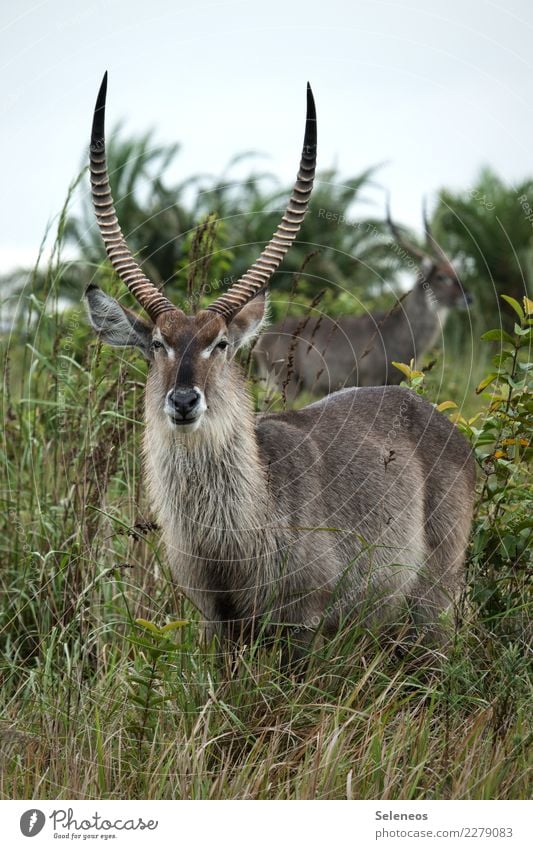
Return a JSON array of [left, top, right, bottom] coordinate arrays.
[[423, 197, 448, 262], [90, 72, 176, 321], [386, 196, 427, 262], [207, 83, 317, 322]]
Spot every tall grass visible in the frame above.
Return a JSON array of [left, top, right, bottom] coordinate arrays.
[[0, 227, 531, 800]]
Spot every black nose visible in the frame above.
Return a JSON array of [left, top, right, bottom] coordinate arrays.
[[168, 388, 200, 419]]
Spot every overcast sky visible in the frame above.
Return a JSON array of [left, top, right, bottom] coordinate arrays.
[[1, 0, 532, 272]]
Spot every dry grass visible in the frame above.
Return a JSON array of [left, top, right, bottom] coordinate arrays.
[[0, 270, 530, 801]]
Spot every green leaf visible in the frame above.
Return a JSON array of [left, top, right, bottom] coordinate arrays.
[[501, 295, 524, 320], [128, 694, 151, 707], [149, 647, 168, 660], [160, 620, 188, 633], [481, 328, 516, 345], [436, 401, 458, 412], [492, 353, 513, 369], [135, 618, 161, 634], [476, 373, 499, 394], [391, 361, 412, 379], [124, 636, 160, 652], [128, 675, 152, 688]]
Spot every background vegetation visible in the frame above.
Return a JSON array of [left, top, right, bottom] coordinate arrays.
[[0, 133, 531, 799]]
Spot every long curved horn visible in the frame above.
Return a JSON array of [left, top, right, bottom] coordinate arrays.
[[207, 83, 317, 322], [422, 197, 448, 262], [90, 72, 176, 321], [386, 196, 427, 262]]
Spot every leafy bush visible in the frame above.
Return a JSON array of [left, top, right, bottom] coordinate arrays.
[[462, 296, 532, 637]]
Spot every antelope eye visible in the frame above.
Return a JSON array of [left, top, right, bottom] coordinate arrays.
[[216, 340, 229, 351], [151, 339, 165, 351]]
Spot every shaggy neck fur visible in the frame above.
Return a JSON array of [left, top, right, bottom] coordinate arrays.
[[142, 363, 275, 568]]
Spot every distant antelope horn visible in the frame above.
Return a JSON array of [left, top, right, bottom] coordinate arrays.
[[90, 72, 176, 321], [386, 197, 427, 262], [207, 83, 317, 322], [422, 197, 448, 263]]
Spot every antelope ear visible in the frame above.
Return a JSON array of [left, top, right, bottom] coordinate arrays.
[[227, 294, 268, 350], [84, 285, 153, 358]]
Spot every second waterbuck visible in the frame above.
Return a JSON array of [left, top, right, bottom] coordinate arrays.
[[254, 204, 472, 400], [85, 74, 475, 655]]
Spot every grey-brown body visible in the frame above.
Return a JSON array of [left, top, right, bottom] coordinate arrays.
[[255, 272, 470, 399], [144, 375, 475, 644]]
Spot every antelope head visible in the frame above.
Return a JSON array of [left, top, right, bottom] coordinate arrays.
[[386, 199, 472, 310], [85, 73, 316, 433]]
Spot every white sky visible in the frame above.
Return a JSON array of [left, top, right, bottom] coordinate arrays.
[[1, 0, 532, 272]]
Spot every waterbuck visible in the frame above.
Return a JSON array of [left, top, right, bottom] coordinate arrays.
[[254, 205, 472, 400], [85, 74, 475, 655]]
